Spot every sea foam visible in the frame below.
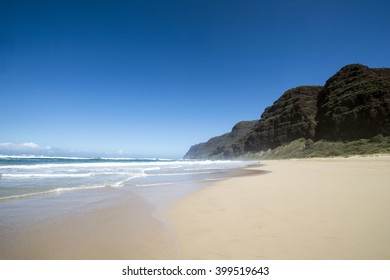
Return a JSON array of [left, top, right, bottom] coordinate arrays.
[[0, 156, 249, 202]]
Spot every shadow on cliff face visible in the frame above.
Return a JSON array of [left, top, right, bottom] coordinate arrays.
[[185, 63, 390, 159]]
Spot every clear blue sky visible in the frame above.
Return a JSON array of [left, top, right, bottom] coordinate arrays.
[[1, 0, 390, 158]]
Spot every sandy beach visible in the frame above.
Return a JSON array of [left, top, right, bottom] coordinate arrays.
[[0, 188, 177, 259], [166, 156, 390, 259], [0, 162, 255, 260], [2, 156, 390, 260]]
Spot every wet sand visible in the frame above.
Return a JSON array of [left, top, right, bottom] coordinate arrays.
[[166, 156, 390, 259], [0, 188, 177, 259], [2, 156, 389, 260], [0, 166, 258, 259]]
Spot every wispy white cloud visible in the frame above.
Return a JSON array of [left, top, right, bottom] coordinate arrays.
[[0, 142, 92, 157], [0, 142, 135, 158], [0, 142, 41, 149], [21, 142, 39, 148], [0, 142, 12, 147]]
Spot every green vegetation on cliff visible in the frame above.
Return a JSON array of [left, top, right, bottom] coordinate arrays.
[[243, 135, 390, 159], [184, 64, 390, 159]]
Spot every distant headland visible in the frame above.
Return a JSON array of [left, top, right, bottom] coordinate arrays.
[[184, 64, 390, 159]]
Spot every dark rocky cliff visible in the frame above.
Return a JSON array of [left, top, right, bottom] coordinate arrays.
[[184, 121, 257, 159], [244, 86, 323, 152], [184, 64, 390, 159], [315, 64, 390, 140]]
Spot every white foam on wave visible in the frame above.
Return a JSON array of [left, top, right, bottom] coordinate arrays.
[[0, 160, 239, 170], [0, 185, 108, 201], [143, 167, 161, 171], [110, 167, 162, 187], [0, 160, 250, 202], [0, 155, 94, 160], [148, 171, 214, 177], [100, 157, 175, 161], [0, 171, 144, 179], [2, 173, 95, 179], [111, 175, 142, 188], [135, 182, 175, 187]]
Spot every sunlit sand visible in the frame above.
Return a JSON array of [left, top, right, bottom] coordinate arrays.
[[166, 156, 390, 259]]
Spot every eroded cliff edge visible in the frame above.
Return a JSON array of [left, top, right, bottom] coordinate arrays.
[[184, 64, 390, 159]]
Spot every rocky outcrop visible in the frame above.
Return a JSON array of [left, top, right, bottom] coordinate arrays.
[[315, 64, 390, 140], [184, 121, 257, 159], [244, 86, 323, 152], [184, 64, 390, 159]]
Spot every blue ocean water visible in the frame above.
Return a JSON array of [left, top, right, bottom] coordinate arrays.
[[0, 155, 249, 202]]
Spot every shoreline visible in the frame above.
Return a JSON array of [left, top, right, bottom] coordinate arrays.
[[0, 162, 257, 260], [2, 155, 389, 259], [165, 155, 390, 259]]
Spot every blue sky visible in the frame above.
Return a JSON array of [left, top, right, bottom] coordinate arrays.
[[1, 0, 390, 158]]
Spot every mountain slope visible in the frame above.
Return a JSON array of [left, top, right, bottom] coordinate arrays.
[[184, 121, 257, 159], [184, 64, 390, 159], [244, 86, 323, 152], [315, 64, 390, 140]]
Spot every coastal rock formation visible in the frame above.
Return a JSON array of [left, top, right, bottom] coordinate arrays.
[[244, 86, 323, 152], [184, 121, 257, 159], [184, 64, 390, 159], [315, 64, 390, 140]]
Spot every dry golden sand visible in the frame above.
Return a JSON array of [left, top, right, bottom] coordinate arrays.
[[165, 156, 390, 259]]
